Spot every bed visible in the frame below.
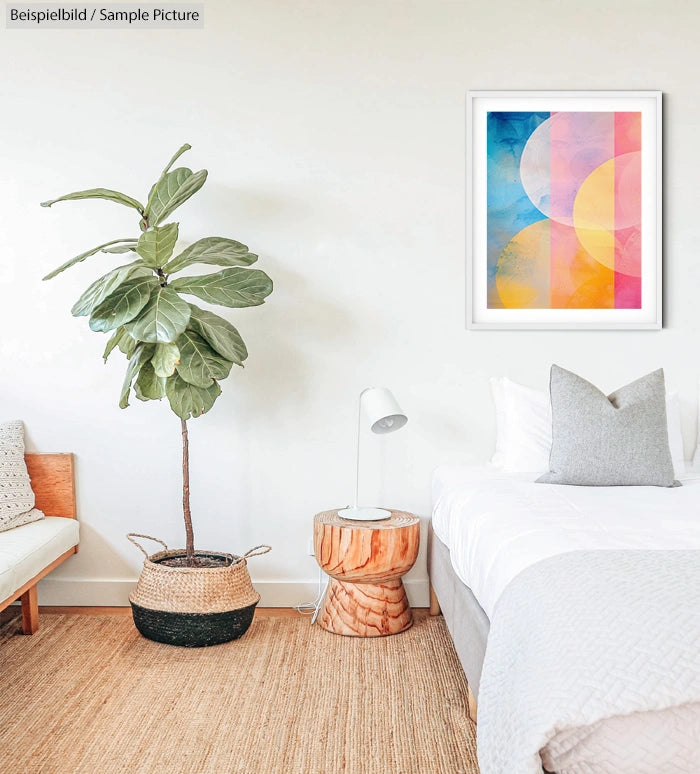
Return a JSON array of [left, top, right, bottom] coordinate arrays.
[[429, 464, 700, 774]]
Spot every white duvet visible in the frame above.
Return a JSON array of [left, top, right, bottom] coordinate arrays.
[[478, 549, 700, 774], [432, 466, 700, 774], [431, 464, 700, 618]]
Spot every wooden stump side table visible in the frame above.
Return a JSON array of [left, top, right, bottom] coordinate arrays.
[[313, 509, 420, 637]]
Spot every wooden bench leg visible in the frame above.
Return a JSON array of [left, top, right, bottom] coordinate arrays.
[[21, 585, 39, 634], [429, 583, 441, 616]]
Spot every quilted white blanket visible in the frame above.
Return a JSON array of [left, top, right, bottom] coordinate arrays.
[[477, 550, 700, 774]]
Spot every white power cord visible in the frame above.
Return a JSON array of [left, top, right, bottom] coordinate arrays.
[[295, 565, 328, 624]]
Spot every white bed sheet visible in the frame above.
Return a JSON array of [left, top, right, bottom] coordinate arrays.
[[432, 464, 700, 619]]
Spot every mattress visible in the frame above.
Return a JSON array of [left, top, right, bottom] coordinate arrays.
[[432, 464, 700, 618]]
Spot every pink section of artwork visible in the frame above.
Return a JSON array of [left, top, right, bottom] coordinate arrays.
[[614, 116, 642, 307], [614, 152, 642, 232], [613, 149, 642, 286], [614, 269, 642, 309], [614, 226, 642, 281], [615, 112, 642, 156], [548, 112, 614, 223]]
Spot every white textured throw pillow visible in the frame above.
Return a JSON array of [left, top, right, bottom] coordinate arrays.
[[490, 375, 685, 477], [0, 420, 44, 532]]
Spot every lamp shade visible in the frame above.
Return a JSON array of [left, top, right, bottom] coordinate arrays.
[[362, 387, 408, 434]]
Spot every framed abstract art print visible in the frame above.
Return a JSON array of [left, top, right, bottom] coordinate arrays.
[[467, 91, 662, 329]]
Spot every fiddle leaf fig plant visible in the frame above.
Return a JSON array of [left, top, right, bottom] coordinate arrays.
[[42, 144, 273, 566]]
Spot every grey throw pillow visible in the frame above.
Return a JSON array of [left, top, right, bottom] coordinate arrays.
[[0, 420, 44, 532], [537, 366, 678, 487]]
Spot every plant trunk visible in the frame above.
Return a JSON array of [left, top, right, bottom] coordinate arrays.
[[182, 419, 196, 566]]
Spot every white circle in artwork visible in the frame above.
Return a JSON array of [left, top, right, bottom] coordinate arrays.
[[519, 112, 616, 226]]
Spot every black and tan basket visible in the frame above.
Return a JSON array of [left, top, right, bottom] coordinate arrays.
[[127, 533, 271, 647]]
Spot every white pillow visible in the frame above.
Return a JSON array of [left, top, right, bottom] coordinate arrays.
[[0, 420, 44, 533], [490, 377, 551, 472], [692, 380, 700, 466], [490, 376, 685, 478], [665, 392, 685, 478]]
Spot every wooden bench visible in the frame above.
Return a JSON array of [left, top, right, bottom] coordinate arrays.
[[0, 453, 78, 634]]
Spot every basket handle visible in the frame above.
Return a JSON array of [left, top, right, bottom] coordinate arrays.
[[243, 545, 272, 559], [126, 533, 169, 559]]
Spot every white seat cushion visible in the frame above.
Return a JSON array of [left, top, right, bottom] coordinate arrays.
[[0, 517, 79, 602]]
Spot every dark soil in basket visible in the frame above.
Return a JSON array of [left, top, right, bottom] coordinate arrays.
[[159, 554, 233, 568]]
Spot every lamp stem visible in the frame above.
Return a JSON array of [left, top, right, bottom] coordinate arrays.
[[353, 390, 364, 508], [353, 388, 374, 508]]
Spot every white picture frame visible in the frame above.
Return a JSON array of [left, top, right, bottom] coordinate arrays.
[[467, 90, 662, 330]]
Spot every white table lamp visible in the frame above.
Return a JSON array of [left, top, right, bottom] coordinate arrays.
[[338, 387, 408, 521]]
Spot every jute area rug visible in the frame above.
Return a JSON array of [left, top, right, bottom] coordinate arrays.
[[0, 611, 478, 774]]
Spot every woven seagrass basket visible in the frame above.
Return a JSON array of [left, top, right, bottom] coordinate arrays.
[[127, 533, 271, 647]]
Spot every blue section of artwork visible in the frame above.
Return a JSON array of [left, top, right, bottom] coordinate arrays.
[[486, 112, 549, 296]]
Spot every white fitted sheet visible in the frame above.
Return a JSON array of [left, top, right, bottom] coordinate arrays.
[[431, 464, 700, 618]]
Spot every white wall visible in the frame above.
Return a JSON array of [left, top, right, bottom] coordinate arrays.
[[1, 1, 698, 606]]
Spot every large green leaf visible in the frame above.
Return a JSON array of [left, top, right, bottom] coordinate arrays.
[[136, 223, 179, 268], [187, 304, 247, 365], [124, 286, 191, 343], [119, 344, 155, 409], [145, 168, 207, 226], [72, 262, 151, 317], [152, 342, 181, 377], [102, 242, 138, 254], [145, 143, 192, 210], [170, 267, 273, 308], [42, 238, 138, 281], [134, 361, 166, 401], [163, 237, 257, 275], [158, 144, 192, 176], [89, 276, 159, 333], [165, 373, 221, 420], [120, 331, 138, 358], [175, 330, 233, 388], [41, 188, 144, 213], [102, 326, 137, 362], [103, 329, 122, 362]]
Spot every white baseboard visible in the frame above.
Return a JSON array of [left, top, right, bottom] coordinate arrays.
[[36, 577, 430, 608]]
